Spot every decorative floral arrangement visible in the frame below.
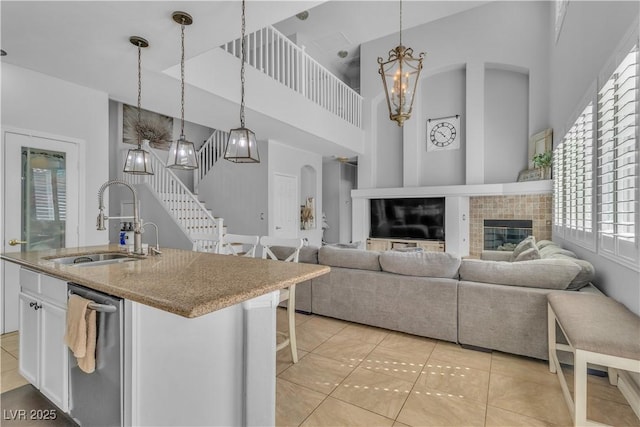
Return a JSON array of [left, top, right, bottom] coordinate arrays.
[[123, 104, 173, 150], [533, 151, 552, 168]]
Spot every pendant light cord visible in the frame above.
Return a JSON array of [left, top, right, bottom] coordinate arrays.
[[180, 19, 186, 137], [137, 41, 142, 148], [240, 0, 246, 128]]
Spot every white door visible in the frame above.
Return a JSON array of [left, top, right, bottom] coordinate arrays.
[[272, 173, 298, 238], [2, 130, 80, 333]]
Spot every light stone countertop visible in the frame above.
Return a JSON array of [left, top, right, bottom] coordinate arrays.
[[2, 245, 330, 318]]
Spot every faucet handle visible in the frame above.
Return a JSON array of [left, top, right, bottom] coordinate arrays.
[[96, 210, 106, 231]]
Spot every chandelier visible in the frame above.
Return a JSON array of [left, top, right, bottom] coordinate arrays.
[[377, 0, 425, 127]]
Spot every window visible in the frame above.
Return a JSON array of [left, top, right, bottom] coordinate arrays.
[[553, 103, 595, 248], [597, 45, 639, 266]]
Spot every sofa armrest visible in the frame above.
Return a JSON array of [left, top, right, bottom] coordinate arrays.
[[480, 250, 513, 261]]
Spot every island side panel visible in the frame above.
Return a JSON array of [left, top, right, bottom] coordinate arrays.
[[124, 292, 278, 427]]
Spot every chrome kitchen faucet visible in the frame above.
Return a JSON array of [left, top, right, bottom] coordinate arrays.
[[96, 179, 144, 255]]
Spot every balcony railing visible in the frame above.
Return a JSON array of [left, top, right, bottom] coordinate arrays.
[[222, 25, 362, 128]]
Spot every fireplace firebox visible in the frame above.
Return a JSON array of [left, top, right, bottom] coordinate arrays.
[[483, 219, 533, 250]]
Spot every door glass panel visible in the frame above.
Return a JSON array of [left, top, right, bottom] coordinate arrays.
[[21, 148, 66, 251]]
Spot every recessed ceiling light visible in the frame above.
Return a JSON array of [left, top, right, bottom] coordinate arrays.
[[0, 49, 7, 56], [338, 50, 348, 59], [296, 11, 309, 21]]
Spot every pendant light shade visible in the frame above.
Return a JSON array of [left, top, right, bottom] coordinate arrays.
[[167, 135, 199, 169], [224, 0, 260, 163], [124, 36, 154, 175], [377, 0, 424, 127], [124, 142, 154, 174], [225, 127, 259, 163], [167, 11, 198, 170]]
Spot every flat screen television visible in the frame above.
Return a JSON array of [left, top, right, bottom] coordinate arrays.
[[370, 197, 445, 240]]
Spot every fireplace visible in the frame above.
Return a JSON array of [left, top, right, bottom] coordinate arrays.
[[484, 219, 533, 250]]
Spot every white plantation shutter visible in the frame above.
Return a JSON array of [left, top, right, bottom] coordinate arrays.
[[553, 103, 595, 247], [553, 144, 564, 235], [597, 45, 639, 266]]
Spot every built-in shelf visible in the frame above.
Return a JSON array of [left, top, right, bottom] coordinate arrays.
[[352, 180, 552, 199]]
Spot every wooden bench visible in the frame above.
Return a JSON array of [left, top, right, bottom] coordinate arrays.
[[548, 291, 640, 426]]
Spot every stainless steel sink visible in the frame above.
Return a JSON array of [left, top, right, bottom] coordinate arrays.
[[47, 253, 141, 267]]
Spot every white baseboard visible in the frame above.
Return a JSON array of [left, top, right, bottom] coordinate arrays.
[[617, 370, 640, 420]]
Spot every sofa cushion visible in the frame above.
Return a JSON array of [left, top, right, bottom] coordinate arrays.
[[379, 251, 461, 278], [459, 258, 581, 290], [509, 236, 536, 262], [513, 246, 540, 262], [536, 240, 556, 249], [546, 255, 595, 290], [318, 246, 381, 271], [539, 245, 577, 259]]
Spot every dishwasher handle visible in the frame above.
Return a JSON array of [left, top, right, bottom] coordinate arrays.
[[68, 291, 118, 313]]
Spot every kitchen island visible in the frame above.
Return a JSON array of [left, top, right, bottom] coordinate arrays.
[[2, 245, 330, 426]]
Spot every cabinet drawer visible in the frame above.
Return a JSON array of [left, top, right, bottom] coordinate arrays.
[[20, 268, 40, 294], [40, 274, 67, 307]]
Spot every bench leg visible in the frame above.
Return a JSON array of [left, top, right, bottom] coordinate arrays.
[[574, 350, 588, 426], [548, 303, 557, 373], [608, 367, 618, 386]]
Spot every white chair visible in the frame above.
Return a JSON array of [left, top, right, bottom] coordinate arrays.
[[260, 236, 304, 363], [190, 233, 221, 253], [219, 233, 259, 257]]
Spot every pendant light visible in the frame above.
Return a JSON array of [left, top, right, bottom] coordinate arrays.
[[377, 0, 425, 127], [167, 12, 199, 170], [123, 36, 154, 175], [224, 0, 260, 163]]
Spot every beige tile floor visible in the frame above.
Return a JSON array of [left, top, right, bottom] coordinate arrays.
[[1, 332, 28, 393], [2, 313, 639, 427], [275, 309, 640, 427]]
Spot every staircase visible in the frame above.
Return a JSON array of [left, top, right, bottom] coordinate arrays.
[[121, 147, 225, 248], [194, 129, 229, 194]]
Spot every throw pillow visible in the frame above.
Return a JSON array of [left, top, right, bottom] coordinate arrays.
[[546, 255, 595, 290], [379, 251, 461, 278], [509, 236, 537, 262], [459, 258, 581, 290], [540, 245, 577, 259], [536, 240, 556, 250], [514, 246, 540, 262]]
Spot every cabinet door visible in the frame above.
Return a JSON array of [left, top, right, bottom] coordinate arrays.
[[40, 301, 68, 412], [18, 292, 39, 386]]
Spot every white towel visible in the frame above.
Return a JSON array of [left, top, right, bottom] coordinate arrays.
[[64, 294, 97, 374]]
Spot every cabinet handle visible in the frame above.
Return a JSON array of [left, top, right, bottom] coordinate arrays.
[[34, 304, 42, 311], [29, 302, 37, 308]]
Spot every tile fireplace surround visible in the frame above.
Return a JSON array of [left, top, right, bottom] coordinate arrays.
[[469, 194, 552, 258]]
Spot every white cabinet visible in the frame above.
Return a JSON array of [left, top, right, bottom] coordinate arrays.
[[18, 268, 68, 412]]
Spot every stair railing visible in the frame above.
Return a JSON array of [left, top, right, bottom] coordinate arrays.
[[221, 25, 362, 128], [194, 129, 229, 194], [121, 148, 222, 238]]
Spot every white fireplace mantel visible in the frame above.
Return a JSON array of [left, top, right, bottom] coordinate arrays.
[[351, 180, 552, 200]]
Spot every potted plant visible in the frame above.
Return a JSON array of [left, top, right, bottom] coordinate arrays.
[[533, 151, 552, 179]]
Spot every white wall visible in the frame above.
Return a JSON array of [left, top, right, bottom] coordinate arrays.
[[1, 63, 109, 246], [196, 141, 269, 238], [548, 1, 640, 315], [375, 101, 403, 188], [359, 1, 550, 189], [268, 141, 323, 246], [419, 67, 466, 186], [484, 67, 529, 184]]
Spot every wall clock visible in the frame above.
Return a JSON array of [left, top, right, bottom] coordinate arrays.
[[427, 115, 460, 152]]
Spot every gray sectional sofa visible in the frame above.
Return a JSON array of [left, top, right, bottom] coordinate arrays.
[[290, 239, 596, 361]]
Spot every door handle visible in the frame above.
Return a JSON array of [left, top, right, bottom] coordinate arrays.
[[8, 239, 27, 246], [275, 226, 282, 230]]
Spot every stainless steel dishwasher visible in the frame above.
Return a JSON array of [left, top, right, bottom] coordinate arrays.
[[67, 283, 123, 427]]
